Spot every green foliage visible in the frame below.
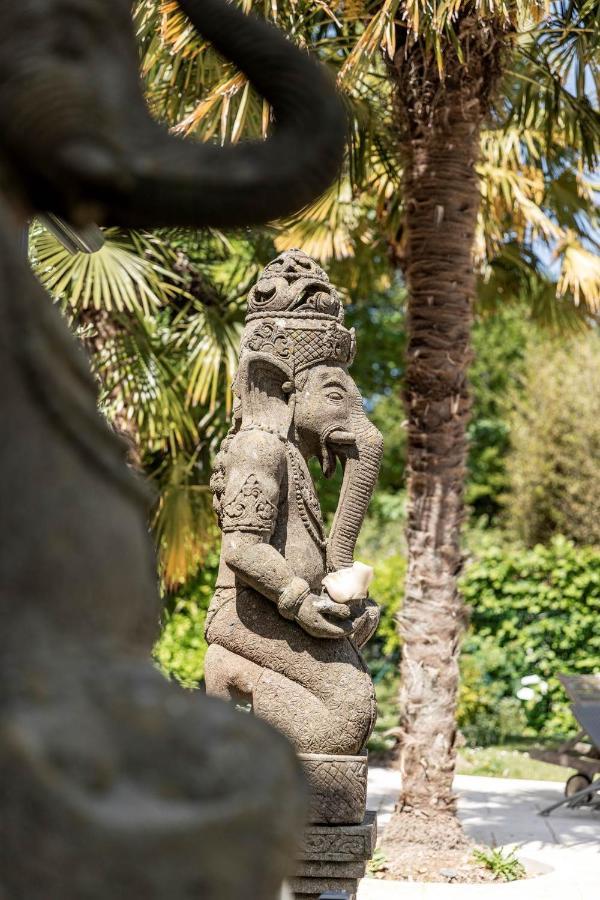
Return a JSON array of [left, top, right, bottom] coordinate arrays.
[[362, 537, 600, 746], [358, 490, 407, 560], [467, 304, 535, 522], [472, 847, 526, 882], [458, 647, 529, 746], [368, 554, 406, 658], [457, 745, 573, 781], [154, 509, 600, 747], [366, 849, 388, 876], [461, 536, 600, 739], [367, 663, 402, 755], [363, 554, 405, 753], [505, 334, 600, 546], [154, 551, 219, 687]]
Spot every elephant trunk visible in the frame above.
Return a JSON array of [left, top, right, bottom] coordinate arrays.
[[74, 0, 345, 230], [1, 0, 346, 228], [327, 393, 383, 572], [122, 0, 345, 228]]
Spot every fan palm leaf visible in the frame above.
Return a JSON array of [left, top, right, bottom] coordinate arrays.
[[30, 225, 182, 315]]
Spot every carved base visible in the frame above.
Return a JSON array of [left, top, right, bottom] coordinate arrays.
[[292, 811, 377, 900], [298, 751, 367, 824]]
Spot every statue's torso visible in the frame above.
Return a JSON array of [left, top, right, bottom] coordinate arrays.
[[215, 431, 326, 592]]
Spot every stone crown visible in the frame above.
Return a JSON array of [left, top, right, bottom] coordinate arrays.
[[242, 250, 355, 375], [247, 249, 344, 323]]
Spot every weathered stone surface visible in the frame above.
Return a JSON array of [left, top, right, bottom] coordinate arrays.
[[295, 895, 354, 900], [298, 812, 377, 862], [292, 894, 355, 900], [205, 251, 382, 754], [290, 875, 358, 895], [293, 813, 376, 900], [299, 752, 367, 824], [0, 215, 309, 899], [295, 859, 366, 879]]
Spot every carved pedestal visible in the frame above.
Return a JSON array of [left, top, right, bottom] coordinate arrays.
[[292, 753, 376, 899], [292, 810, 377, 900], [299, 752, 367, 824]]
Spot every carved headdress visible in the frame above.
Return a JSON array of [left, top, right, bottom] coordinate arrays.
[[239, 250, 356, 380]]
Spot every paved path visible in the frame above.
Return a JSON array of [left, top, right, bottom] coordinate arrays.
[[357, 767, 599, 898]]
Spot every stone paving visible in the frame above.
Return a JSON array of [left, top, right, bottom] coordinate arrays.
[[357, 767, 600, 899]]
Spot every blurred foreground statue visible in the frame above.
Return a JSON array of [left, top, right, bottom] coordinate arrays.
[[0, 2, 347, 897], [205, 251, 383, 899]]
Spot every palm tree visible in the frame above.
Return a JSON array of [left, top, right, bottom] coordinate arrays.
[[369, 0, 599, 817], [146, 0, 599, 818]]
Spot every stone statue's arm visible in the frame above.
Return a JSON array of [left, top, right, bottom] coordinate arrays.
[[223, 531, 295, 602], [220, 432, 352, 639]]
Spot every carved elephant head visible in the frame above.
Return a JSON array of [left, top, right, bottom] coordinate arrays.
[[293, 363, 384, 571], [0, 0, 346, 228]]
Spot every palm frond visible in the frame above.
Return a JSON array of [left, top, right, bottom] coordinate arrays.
[[557, 235, 600, 311], [175, 301, 243, 412], [30, 225, 183, 315], [153, 453, 217, 587], [93, 311, 199, 455]]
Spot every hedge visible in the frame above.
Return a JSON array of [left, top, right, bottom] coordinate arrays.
[[369, 537, 600, 743], [460, 536, 600, 741]]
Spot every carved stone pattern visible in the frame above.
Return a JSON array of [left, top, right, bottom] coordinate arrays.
[[209, 432, 235, 521], [246, 250, 339, 318], [221, 474, 277, 534], [259, 249, 329, 285], [298, 813, 376, 863], [289, 323, 354, 370], [241, 321, 354, 372], [245, 321, 293, 360], [301, 834, 368, 859], [301, 755, 367, 825]]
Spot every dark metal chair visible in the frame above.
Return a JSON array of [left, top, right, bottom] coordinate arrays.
[[529, 675, 600, 815]]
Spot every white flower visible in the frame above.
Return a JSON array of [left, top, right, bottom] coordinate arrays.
[[521, 675, 541, 686], [516, 687, 536, 701]]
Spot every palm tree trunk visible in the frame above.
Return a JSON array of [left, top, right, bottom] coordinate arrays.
[[78, 308, 143, 469], [389, 19, 501, 815]]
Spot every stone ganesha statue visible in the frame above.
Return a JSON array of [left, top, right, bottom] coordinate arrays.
[[0, 1, 347, 897], [205, 251, 383, 898]]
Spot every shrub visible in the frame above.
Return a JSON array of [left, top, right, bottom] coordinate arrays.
[[461, 536, 600, 739], [153, 551, 219, 688], [505, 334, 600, 546], [467, 303, 535, 523], [155, 533, 600, 744], [368, 553, 406, 657], [364, 538, 600, 745]]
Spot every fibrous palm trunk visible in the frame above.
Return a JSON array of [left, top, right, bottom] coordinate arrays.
[[78, 308, 143, 469], [390, 15, 503, 815]]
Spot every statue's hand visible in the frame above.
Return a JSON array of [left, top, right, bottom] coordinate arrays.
[[348, 598, 380, 649], [295, 593, 354, 640]]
